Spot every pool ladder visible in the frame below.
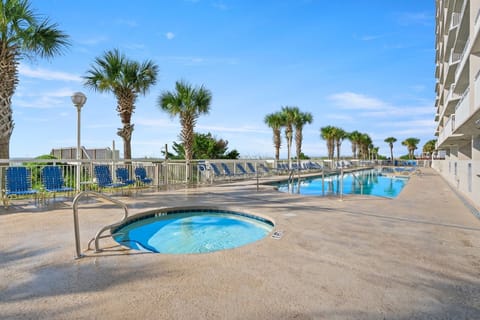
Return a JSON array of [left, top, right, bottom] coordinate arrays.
[[72, 191, 130, 259]]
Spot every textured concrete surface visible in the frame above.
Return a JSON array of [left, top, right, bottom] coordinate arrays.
[[1, 168, 480, 319]]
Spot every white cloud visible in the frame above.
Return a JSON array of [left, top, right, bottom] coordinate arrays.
[[328, 92, 387, 110], [77, 36, 108, 46], [397, 12, 432, 26], [156, 55, 238, 66], [13, 87, 77, 109], [197, 124, 269, 134], [166, 32, 175, 40], [19, 65, 82, 82], [115, 19, 138, 27]]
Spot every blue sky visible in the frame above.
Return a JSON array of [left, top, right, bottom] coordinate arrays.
[[12, 0, 435, 159]]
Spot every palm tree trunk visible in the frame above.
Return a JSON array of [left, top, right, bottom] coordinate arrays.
[[0, 50, 18, 159], [296, 129, 302, 166], [117, 124, 134, 160], [274, 129, 281, 161]]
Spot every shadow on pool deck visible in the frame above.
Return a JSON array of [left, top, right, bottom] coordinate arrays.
[[1, 168, 480, 319]]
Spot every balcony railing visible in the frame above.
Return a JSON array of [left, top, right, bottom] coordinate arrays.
[[455, 87, 471, 127], [451, 12, 460, 29]]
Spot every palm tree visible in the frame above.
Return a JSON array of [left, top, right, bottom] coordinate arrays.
[[264, 112, 285, 161], [402, 137, 420, 159], [358, 133, 372, 160], [84, 49, 158, 160], [320, 126, 336, 160], [332, 127, 347, 161], [159, 80, 212, 165], [280, 106, 298, 169], [0, 0, 70, 159], [293, 111, 313, 165], [384, 137, 397, 163], [422, 139, 437, 155], [348, 130, 362, 159]]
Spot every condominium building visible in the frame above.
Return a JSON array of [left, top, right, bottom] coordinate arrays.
[[433, 0, 480, 209]]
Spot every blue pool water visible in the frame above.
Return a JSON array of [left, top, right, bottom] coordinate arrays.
[[113, 210, 274, 254], [276, 169, 408, 198]]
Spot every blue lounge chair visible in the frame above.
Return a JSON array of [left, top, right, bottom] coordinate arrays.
[[135, 167, 153, 184], [221, 163, 233, 176], [209, 163, 223, 177], [94, 165, 125, 189], [235, 163, 248, 176], [41, 166, 74, 197], [4, 167, 39, 207], [259, 163, 270, 174], [116, 167, 135, 185], [246, 162, 257, 175]]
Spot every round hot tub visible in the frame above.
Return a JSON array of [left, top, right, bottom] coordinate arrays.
[[112, 208, 274, 254]]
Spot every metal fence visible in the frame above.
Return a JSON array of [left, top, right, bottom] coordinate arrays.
[[0, 157, 422, 206]]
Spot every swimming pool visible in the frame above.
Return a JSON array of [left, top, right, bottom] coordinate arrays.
[[112, 208, 274, 254], [275, 169, 408, 198]]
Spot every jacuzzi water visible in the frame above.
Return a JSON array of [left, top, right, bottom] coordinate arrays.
[[113, 209, 274, 254]]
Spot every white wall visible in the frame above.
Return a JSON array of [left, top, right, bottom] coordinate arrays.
[[432, 159, 480, 209]]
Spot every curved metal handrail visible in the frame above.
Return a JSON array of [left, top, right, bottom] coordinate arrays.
[[72, 191, 129, 259]]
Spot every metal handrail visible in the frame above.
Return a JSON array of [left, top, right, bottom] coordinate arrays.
[[72, 191, 129, 259]]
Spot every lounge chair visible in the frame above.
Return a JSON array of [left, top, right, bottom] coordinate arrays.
[[259, 163, 270, 174], [209, 163, 223, 177], [135, 167, 153, 184], [221, 163, 234, 176], [246, 162, 257, 175], [235, 163, 248, 176], [94, 165, 126, 190], [41, 166, 74, 197], [116, 167, 135, 185], [3, 166, 39, 207]]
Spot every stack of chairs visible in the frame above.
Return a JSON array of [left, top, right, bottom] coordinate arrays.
[[115, 167, 136, 186], [94, 165, 126, 190], [134, 167, 153, 185]]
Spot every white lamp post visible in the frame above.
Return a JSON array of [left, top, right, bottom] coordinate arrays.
[[71, 92, 87, 192]]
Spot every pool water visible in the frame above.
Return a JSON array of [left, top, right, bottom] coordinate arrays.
[[113, 210, 273, 254], [276, 169, 408, 198]]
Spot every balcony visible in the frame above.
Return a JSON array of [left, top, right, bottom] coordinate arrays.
[[445, 50, 461, 87], [455, 88, 470, 127], [450, 12, 460, 29]]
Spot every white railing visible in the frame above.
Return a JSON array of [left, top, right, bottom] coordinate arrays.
[[450, 49, 461, 64], [451, 12, 460, 29], [455, 87, 471, 127], [438, 114, 456, 146], [475, 70, 480, 108]]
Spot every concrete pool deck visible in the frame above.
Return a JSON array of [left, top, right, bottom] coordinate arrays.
[[1, 168, 479, 319]]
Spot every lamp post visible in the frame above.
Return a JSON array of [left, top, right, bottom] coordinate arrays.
[[71, 92, 87, 192]]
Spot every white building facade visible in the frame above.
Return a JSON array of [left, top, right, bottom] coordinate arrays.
[[433, 0, 480, 209]]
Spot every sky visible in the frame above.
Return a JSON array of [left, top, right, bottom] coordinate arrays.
[[11, 0, 436, 159]]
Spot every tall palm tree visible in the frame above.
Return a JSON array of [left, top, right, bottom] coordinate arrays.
[[332, 127, 347, 161], [402, 137, 420, 159], [0, 0, 70, 159], [384, 137, 397, 162], [422, 139, 437, 155], [293, 111, 313, 165], [159, 80, 212, 164], [264, 112, 285, 161], [358, 133, 372, 160], [84, 49, 158, 160], [280, 106, 298, 169], [348, 130, 362, 159], [320, 126, 336, 160]]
